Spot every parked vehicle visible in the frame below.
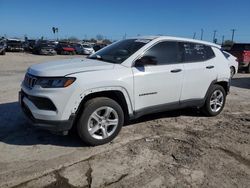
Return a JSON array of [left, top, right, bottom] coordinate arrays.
[[6, 39, 24, 52], [33, 41, 57, 55], [55, 43, 76, 55], [93, 44, 107, 52], [223, 51, 238, 78], [73, 43, 95, 55], [0, 38, 7, 55], [24, 39, 37, 52], [227, 43, 250, 73], [19, 36, 231, 146]]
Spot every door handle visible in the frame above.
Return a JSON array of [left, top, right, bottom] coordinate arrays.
[[170, 69, 182, 73], [206, 65, 214, 69]]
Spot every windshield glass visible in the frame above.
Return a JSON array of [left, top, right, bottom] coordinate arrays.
[[88, 39, 151, 64]]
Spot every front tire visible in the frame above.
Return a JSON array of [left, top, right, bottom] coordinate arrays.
[[202, 85, 226, 116], [77, 97, 124, 146], [0, 50, 5, 55]]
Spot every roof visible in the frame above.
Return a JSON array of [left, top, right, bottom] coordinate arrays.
[[131, 35, 221, 48]]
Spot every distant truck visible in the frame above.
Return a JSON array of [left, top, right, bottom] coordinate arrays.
[[227, 43, 250, 73], [7, 39, 24, 52]]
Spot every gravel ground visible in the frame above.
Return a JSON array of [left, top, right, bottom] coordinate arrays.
[[0, 53, 249, 188]]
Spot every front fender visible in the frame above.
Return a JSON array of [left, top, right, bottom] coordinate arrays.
[[61, 86, 134, 120]]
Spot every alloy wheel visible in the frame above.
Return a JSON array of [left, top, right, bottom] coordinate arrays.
[[87, 106, 119, 140]]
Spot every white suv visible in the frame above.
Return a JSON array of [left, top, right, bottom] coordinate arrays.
[[19, 36, 230, 145]]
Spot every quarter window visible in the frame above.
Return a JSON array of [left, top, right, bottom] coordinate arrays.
[[141, 41, 179, 65], [179, 42, 215, 62]]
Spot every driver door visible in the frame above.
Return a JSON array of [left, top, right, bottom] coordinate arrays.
[[132, 41, 184, 112]]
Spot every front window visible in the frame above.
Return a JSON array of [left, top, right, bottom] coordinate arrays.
[[88, 39, 151, 64]]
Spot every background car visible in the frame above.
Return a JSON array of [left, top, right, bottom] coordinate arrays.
[[6, 39, 24, 52], [0, 38, 7, 55], [223, 51, 238, 78], [33, 41, 57, 55], [23, 39, 36, 52], [55, 42, 76, 55], [226, 43, 250, 73], [73, 43, 95, 55], [93, 43, 107, 52]]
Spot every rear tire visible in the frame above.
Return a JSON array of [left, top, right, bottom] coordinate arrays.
[[202, 85, 226, 116], [77, 97, 124, 146], [230, 66, 235, 78]]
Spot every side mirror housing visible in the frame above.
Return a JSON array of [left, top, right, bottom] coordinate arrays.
[[134, 56, 157, 67]]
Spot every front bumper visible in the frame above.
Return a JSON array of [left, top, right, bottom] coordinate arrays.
[[40, 51, 57, 55], [19, 91, 75, 132], [7, 47, 24, 51]]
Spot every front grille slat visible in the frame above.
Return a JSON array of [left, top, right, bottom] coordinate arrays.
[[24, 74, 37, 89]]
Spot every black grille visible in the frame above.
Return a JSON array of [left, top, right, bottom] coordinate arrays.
[[24, 74, 37, 89], [21, 91, 57, 111]]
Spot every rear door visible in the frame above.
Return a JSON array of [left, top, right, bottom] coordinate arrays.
[[179, 42, 217, 101]]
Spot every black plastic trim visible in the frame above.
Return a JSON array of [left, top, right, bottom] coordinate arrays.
[[19, 91, 75, 132]]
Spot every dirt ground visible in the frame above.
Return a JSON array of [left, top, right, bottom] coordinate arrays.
[[0, 53, 249, 188]]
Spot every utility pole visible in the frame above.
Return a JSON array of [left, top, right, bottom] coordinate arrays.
[[200, 29, 204, 40], [231, 29, 236, 42], [222, 35, 225, 45], [193, 32, 196, 39], [123, 33, 127, 39], [213, 30, 217, 42]]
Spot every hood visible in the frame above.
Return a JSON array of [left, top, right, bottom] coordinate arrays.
[[28, 58, 115, 77]]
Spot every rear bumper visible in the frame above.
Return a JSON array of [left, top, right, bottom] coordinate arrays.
[[19, 91, 75, 132], [239, 62, 249, 68]]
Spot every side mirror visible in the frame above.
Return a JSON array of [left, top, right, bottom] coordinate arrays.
[[134, 56, 157, 67]]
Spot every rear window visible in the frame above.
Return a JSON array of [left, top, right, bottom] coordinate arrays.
[[222, 51, 230, 59], [231, 44, 250, 51]]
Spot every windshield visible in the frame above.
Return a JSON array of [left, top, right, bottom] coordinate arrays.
[[88, 39, 151, 64]]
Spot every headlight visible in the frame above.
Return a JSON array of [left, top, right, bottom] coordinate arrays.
[[35, 77, 76, 88]]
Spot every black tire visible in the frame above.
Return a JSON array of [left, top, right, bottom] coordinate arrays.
[[0, 50, 5, 55], [202, 84, 226, 116], [230, 66, 235, 78], [77, 97, 124, 146]]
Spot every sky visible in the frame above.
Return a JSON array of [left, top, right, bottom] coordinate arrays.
[[1, 0, 250, 43]]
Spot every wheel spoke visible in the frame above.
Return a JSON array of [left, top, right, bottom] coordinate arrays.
[[91, 112, 102, 123], [210, 100, 216, 105], [216, 102, 222, 107], [217, 93, 223, 100], [101, 127, 108, 139], [213, 104, 217, 111], [89, 125, 100, 135], [104, 107, 113, 118], [107, 119, 118, 126]]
